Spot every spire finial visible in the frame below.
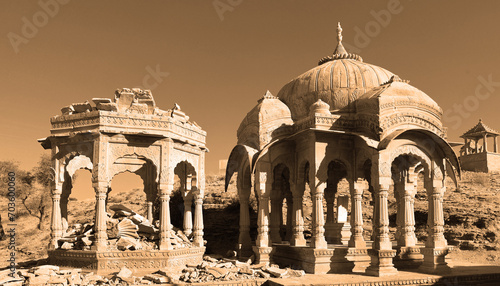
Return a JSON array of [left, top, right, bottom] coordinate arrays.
[[318, 22, 363, 65], [337, 22, 343, 43]]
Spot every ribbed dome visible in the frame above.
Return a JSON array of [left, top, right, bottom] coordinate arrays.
[[278, 59, 394, 121]]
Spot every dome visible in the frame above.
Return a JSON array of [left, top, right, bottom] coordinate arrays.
[[278, 59, 394, 120], [237, 91, 293, 150], [277, 23, 394, 121]]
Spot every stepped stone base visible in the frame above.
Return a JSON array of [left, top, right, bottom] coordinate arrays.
[[271, 244, 355, 274], [365, 249, 398, 277], [394, 245, 424, 269], [48, 247, 205, 275]]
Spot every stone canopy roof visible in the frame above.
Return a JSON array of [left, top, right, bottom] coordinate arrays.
[[460, 119, 499, 139]]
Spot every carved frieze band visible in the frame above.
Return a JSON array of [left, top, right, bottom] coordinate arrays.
[[51, 112, 206, 143]]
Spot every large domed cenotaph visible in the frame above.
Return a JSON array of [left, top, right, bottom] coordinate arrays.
[[226, 23, 460, 276]]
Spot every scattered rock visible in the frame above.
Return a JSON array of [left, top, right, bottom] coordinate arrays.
[[116, 267, 133, 280]]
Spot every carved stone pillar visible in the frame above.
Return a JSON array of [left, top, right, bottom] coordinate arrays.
[[494, 136, 498, 153], [399, 170, 417, 247], [290, 183, 306, 246], [311, 182, 327, 249], [183, 196, 193, 237], [193, 192, 204, 247], [49, 183, 63, 250], [285, 193, 293, 242], [238, 188, 252, 257], [483, 134, 488, 153], [366, 178, 397, 277], [270, 191, 282, 244], [349, 179, 366, 249], [330, 195, 351, 245], [147, 201, 153, 222], [324, 186, 336, 243], [93, 183, 108, 251], [394, 169, 423, 269], [420, 177, 451, 273], [344, 179, 370, 272], [253, 172, 272, 263], [256, 194, 270, 248], [393, 179, 404, 242], [159, 185, 173, 250]]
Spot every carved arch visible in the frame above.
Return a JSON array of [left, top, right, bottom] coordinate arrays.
[[66, 155, 93, 179]]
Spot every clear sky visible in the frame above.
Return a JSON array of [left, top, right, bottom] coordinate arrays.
[[2, 0, 500, 179]]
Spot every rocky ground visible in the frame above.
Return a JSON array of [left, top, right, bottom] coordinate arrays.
[[0, 171, 499, 283]]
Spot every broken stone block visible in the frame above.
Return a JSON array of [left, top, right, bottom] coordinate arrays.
[[110, 204, 135, 217], [83, 274, 104, 284], [27, 274, 50, 285], [239, 265, 254, 275], [92, 98, 112, 105], [32, 265, 59, 276], [216, 262, 233, 268], [116, 267, 133, 281], [106, 226, 119, 239], [263, 265, 288, 278], [61, 105, 74, 115], [286, 269, 305, 277], [143, 274, 170, 284], [117, 218, 139, 239], [61, 242, 73, 250], [116, 236, 142, 250], [254, 269, 271, 279], [207, 267, 229, 279], [81, 236, 92, 246], [68, 273, 82, 285], [59, 236, 78, 243], [0, 274, 23, 286], [48, 275, 67, 284], [72, 101, 92, 113], [96, 102, 118, 112]]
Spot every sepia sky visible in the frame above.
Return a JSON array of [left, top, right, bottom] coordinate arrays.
[[2, 0, 500, 180]]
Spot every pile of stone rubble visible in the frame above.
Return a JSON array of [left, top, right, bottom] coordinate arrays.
[[0, 256, 304, 285], [58, 204, 193, 251], [176, 255, 305, 283]]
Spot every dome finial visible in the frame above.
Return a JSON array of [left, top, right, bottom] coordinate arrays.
[[337, 22, 343, 44], [318, 22, 363, 65]]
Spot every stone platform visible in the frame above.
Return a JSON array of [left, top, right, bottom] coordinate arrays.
[[266, 265, 500, 286], [271, 244, 370, 274], [48, 247, 205, 275]]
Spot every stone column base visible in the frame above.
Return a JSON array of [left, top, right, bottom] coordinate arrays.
[[252, 246, 273, 264], [394, 246, 424, 269], [345, 247, 370, 273], [326, 222, 351, 245], [365, 249, 398, 277], [290, 237, 306, 247], [419, 247, 452, 274]]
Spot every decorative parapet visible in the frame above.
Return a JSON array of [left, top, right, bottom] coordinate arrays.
[[50, 88, 207, 147], [294, 113, 340, 131]]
